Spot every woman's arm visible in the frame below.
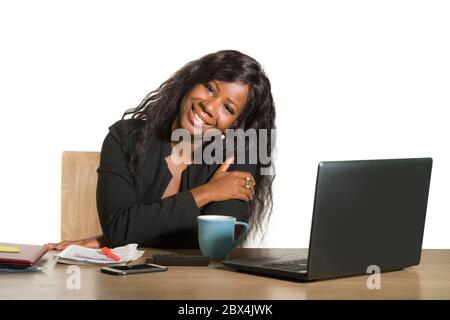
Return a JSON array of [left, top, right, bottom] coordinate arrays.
[[47, 164, 255, 250], [195, 161, 257, 221], [46, 234, 105, 251], [190, 160, 255, 208]]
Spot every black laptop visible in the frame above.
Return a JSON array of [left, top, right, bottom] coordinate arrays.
[[223, 158, 433, 281]]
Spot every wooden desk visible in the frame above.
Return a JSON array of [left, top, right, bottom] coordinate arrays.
[[1, 249, 449, 299]]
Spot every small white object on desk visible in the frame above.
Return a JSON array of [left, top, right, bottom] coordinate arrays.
[[55, 243, 144, 265]]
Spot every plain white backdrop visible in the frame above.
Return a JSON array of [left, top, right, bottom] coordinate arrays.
[[0, 0, 448, 248]]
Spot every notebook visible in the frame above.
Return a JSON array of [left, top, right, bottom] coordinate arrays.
[[0, 242, 48, 267]]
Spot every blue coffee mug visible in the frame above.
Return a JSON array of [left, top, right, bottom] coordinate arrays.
[[197, 215, 249, 259]]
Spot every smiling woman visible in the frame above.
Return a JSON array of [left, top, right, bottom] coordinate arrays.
[[47, 50, 276, 250]]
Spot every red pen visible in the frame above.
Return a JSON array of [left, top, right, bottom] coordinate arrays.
[[101, 247, 121, 261]]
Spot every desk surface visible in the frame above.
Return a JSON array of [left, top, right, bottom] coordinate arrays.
[[1, 249, 450, 299]]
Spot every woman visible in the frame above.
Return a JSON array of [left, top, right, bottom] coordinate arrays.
[[47, 49, 276, 250]]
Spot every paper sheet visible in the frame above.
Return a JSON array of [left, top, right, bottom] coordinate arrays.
[[55, 244, 144, 265]]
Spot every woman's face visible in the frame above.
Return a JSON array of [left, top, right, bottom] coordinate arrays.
[[176, 80, 249, 135]]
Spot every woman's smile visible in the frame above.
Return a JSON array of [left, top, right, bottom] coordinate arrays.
[[190, 104, 214, 128]]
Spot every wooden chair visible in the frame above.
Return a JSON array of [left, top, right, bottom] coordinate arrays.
[[61, 151, 102, 241]]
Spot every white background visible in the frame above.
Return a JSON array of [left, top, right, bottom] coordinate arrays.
[[0, 0, 448, 248]]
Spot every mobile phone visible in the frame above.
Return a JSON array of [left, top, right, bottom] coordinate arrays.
[[100, 263, 168, 275]]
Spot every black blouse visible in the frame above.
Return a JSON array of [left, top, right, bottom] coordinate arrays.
[[96, 119, 256, 248]]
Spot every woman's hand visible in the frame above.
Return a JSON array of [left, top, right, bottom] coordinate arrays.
[[46, 235, 104, 251], [191, 159, 256, 207]]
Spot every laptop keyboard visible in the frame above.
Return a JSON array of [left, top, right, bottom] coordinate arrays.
[[263, 259, 308, 271]]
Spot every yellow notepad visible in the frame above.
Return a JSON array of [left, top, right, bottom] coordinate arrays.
[[0, 246, 21, 253]]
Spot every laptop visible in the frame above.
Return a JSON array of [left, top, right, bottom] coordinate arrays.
[[223, 157, 433, 281]]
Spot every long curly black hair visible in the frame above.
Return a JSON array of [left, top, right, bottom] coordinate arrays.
[[122, 50, 276, 245]]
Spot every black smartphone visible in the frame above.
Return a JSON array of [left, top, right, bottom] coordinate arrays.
[[100, 263, 168, 275]]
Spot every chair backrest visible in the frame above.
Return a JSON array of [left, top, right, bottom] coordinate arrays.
[[61, 151, 102, 241]]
